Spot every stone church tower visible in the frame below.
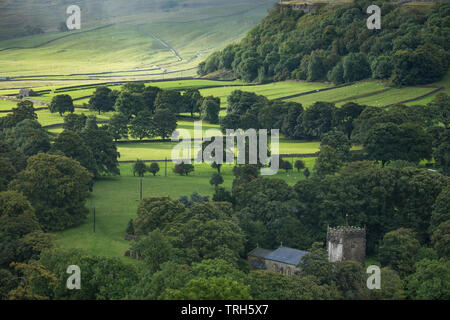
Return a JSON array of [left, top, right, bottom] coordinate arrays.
[[327, 226, 366, 265]]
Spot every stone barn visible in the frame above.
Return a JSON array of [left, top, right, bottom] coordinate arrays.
[[327, 226, 366, 265], [19, 88, 36, 97]]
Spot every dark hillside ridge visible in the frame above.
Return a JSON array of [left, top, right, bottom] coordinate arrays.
[[198, 0, 450, 86]]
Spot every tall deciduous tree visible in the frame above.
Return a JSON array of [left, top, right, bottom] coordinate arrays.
[[6, 119, 51, 156], [89, 86, 115, 114], [153, 109, 177, 139], [49, 94, 74, 116], [9, 154, 92, 231], [81, 120, 120, 176], [129, 110, 155, 140], [51, 130, 98, 178]]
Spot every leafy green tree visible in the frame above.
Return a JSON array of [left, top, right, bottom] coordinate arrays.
[[320, 130, 351, 161], [407, 258, 450, 300], [332, 261, 367, 300], [227, 90, 267, 115], [294, 159, 305, 172], [201, 97, 220, 124], [191, 259, 247, 282], [333, 102, 364, 139], [364, 122, 432, 166], [397, 122, 433, 163], [343, 53, 371, 83], [125, 219, 135, 235], [89, 86, 115, 114], [63, 113, 87, 133], [328, 61, 344, 84], [122, 83, 145, 94], [299, 243, 333, 285], [301, 102, 336, 138], [49, 94, 74, 116], [430, 93, 450, 129], [173, 162, 195, 176], [133, 159, 147, 177], [153, 109, 177, 139], [115, 91, 145, 119], [133, 196, 186, 236], [167, 214, 245, 265], [303, 167, 310, 179], [0, 140, 27, 174], [314, 145, 342, 177], [307, 52, 326, 81], [36, 248, 139, 300], [220, 113, 241, 132], [132, 229, 175, 273], [248, 271, 340, 300], [434, 129, 450, 175], [9, 154, 93, 231], [183, 88, 203, 117], [162, 277, 251, 300], [11, 100, 38, 123], [81, 121, 120, 176], [132, 261, 192, 300], [51, 130, 98, 177], [106, 113, 128, 142], [0, 268, 18, 300], [5, 119, 51, 156], [212, 187, 233, 204], [209, 173, 224, 189], [143, 86, 162, 114], [0, 191, 42, 268], [129, 110, 155, 140], [431, 220, 450, 259], [155, 90, 184, 114], [371, 55, 393, 79], [379, 228, 421, 277], [148, 162, 160, 176], [8, 261, 57, 300], [0, 157, 16, 191], [369, 267, 406, 300], [431, 186, 450, 231], [279, 159, 293, 173]]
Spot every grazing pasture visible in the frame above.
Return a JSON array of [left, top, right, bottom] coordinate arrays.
[[55, 158, 316, 258]]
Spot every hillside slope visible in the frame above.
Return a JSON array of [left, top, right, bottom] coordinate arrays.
[[0, 0, 276, 80], [200, 0, 450, 86]]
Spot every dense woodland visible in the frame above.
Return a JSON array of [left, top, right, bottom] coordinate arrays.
[[199, 0, 450, 85]]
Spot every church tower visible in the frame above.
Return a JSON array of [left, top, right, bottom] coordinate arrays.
[[327, 226, 366, 265]]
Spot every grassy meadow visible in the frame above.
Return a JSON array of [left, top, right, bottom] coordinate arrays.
[[55, 159, 316, 258]]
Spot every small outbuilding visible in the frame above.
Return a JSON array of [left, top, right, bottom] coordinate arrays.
[[19, 88, 36, 97]]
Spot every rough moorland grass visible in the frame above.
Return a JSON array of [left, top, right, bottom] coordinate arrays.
[[55, 159, 316, 259]]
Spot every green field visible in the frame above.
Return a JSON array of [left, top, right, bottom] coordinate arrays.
[[0, 99, 19, 110], [286, 81, 438, 107], [55, 159, 316, 258]]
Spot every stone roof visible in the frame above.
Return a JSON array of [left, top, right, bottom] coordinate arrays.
[[265, 247, 309, 266], [248, 247, 273, 259]]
